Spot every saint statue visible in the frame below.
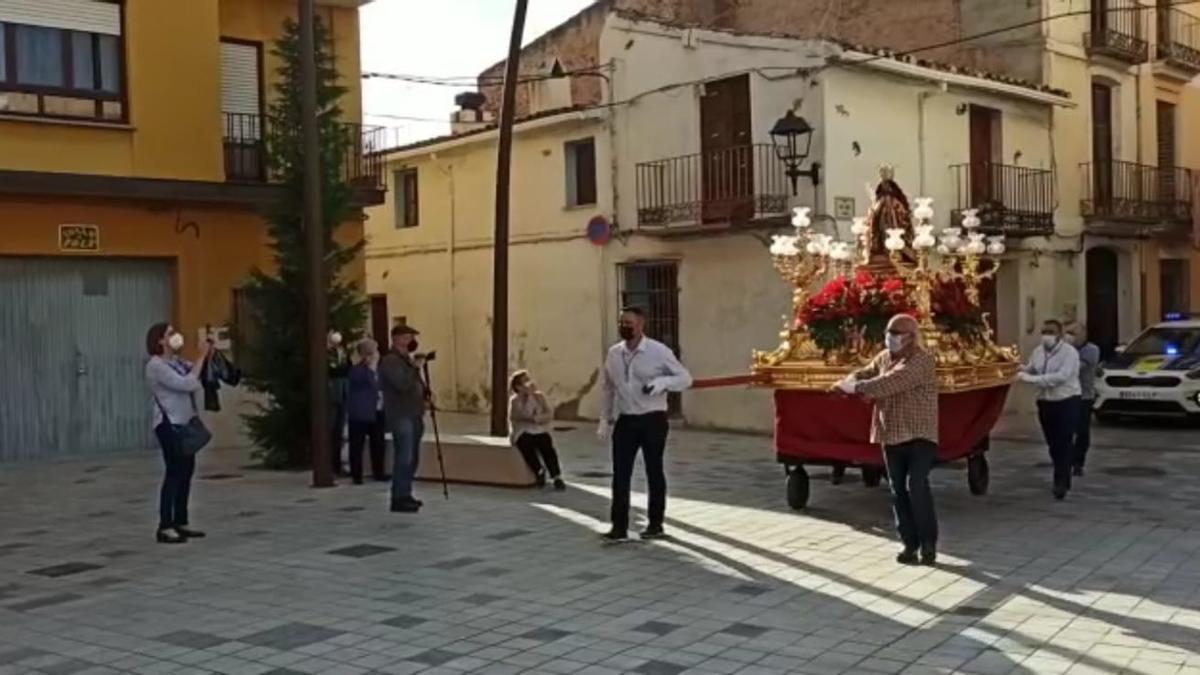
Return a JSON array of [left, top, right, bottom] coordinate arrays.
[[862, 164, 913, 268]]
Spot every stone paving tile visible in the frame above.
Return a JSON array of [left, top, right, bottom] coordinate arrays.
[[2, 415, 1200, 675]]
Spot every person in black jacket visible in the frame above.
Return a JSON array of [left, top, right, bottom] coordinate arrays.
[[328, 330, 350, 477]]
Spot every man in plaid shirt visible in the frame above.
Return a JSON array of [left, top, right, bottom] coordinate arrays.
[[835, 314, 939, 566]]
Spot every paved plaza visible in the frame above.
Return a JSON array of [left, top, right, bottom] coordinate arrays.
[[2, 415, 1200, 675]]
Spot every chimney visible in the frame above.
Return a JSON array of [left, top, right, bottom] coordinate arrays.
[[451, 92, 492, 135]]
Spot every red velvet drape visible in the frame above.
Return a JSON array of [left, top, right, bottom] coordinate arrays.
[[774, 386, 1010, 465]]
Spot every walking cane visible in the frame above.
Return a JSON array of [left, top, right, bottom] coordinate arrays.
[[421, 358, 450, 500]]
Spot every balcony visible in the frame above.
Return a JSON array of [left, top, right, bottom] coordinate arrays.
[[635, 144, 789, 233], [1157, 7, 1200, 73], [1080, 160, 1194, 231], [1085, 0, 1149, 64], [222, 112, 387, 205], [950, 162, 1055, 237]]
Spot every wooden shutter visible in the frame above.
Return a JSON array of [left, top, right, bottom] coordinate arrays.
[[0, 0, 120, 35]]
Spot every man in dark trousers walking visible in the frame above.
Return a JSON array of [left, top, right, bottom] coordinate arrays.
[[836, 313, 940, 566], [1019, 319, 1081, 500], [597, 307, 692, 543]]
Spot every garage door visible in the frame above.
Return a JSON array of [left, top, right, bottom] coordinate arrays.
[[0, 257, 173, 462]]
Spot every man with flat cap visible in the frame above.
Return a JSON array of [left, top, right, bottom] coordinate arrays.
[[380, 323, 427, 513], [835, 313, 940, 565]]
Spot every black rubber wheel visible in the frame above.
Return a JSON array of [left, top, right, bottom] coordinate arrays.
[[830, 464, 846, 485], [967, 453, 990, 495], [862, 466, 884, 488], [786, 466, 810, 510]]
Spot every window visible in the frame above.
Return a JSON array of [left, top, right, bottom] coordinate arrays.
[[565, 137, 597, 207], [394, 169, 419, 228], [0, 13, 125, 121]]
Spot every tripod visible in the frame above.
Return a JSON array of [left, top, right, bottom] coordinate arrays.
[[421, 359, 450, 500]]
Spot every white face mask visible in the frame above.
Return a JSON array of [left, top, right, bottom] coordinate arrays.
[[885, 333, 906, 354], [1041, 335, 1059, 350], [329, 331, 343, 347], [167, 333, 185, 351]]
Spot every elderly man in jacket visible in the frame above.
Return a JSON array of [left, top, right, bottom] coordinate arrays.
[[835, 313, 940, 566], [379, 324, 427, 513], [1019, 319, 1081, 500]]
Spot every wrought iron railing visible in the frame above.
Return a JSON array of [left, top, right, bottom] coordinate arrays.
[[950, 162, 1055, 237], [635, 144, 789, 229], [1080, 160, 1194, 224], [1085, 0, 1149, 63], [222, 112, 387, 192], [1158, 7, 1200, 71]]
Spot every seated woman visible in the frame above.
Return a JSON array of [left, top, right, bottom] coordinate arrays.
[[508, 370, 565, 490]]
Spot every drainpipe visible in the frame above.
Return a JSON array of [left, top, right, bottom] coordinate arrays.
[[439, 161, 460, 409], [601, 59, 619, 365]]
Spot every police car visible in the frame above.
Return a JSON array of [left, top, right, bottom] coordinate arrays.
[[1093, 313, 1200, 422]]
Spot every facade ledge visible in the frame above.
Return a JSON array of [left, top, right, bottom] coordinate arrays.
[[1151, 58, 1200, 83], [0, 114, 134, 133]]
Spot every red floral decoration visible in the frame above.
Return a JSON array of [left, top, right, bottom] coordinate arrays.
[[800, 271, 914, 352], [931, 274, 983, 339]]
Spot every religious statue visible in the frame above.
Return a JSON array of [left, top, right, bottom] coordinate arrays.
[[862, 164, 913, 269]]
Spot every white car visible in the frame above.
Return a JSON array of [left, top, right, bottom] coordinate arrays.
[[1093, 316, 1200, 422]]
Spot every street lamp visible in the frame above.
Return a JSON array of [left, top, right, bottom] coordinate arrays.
[[770, 110, 820, 196]]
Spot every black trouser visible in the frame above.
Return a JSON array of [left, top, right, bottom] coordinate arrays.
[[330, 401, 347, 474], [155, 424, 196, 530], [1073, 397, 1093, 469], [515, 432, 562, 479], [883, 439, 938, 553], [347, 411, 387, 482], [1037, 397, 1079, 491], [610, 412, 669, 534]]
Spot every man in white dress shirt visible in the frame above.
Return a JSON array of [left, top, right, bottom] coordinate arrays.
[[597, 307, 693, 543], [1018, 319, 1082, 501]]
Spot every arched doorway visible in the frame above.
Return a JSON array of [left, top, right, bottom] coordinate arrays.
[[1086, 247, 1120, 356]]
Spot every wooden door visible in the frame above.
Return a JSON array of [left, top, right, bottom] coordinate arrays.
[[1092, 82, 1114, 209], [700, 74, 753, 223], [968, 105, 1000, 208], [1086, 247, 1121, 356], [1157, 101, 1177, 206], [369, 294, 389, 349]]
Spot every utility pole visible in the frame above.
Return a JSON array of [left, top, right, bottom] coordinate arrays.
[[490, 0, 529, 437], [299, 0, 332, 487]]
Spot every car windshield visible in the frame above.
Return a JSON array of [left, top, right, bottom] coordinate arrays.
[[1122, 326, 1200, 357]]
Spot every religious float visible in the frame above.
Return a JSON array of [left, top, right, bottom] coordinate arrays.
[[749, 167, 1019, 509]]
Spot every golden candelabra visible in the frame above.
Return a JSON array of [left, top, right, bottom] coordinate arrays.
[[751, 188, 1020, 392]]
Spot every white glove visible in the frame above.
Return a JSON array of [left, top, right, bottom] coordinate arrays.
[[647, 378, 669, 396], [1017, 372, 1035, 384], [835, 377, 857, 395], [596, 421, 612, 442]]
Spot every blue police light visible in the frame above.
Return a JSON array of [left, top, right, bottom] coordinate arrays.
[[1165, 312, 1184, 321], [1167, 344, 1180, 356]]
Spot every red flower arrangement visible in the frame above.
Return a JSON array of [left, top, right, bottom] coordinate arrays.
[[932, 274, 984, 339], [800, 271, 914, 352]]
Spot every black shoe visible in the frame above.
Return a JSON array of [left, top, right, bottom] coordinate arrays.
[[639, 526, 667, 541], [552, 478, 566, 491], [1053, 485, 1068, 501], [175, 527, 205, 539], [535, 471, 547, 488], [896, 549, 918, 565], [390, 499, 420, 513], [920, 549, 937, 566], [156, 528, 186, 544], [600, 529, 630, 544], [1072, 465, 1084, 477]]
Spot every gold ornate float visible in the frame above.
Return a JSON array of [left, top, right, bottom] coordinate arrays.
[[752, 166, 1020, 392]]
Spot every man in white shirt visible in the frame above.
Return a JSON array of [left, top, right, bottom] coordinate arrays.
[[1018, 319, 1082, 500], [597, 306, 693, 543]]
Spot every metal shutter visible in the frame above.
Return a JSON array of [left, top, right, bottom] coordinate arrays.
[[0, 0, 121, 36], [221, 41, 261, 140]]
